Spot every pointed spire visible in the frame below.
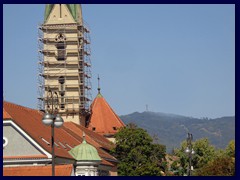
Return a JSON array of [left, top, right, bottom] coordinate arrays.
[[97, 74, 101, 94], [44, 4, 83, 23], [96, 75, 103, 98]]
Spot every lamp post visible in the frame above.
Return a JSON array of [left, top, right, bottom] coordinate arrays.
[[185, 133, 195, 176], [42, 90, 64, 176]]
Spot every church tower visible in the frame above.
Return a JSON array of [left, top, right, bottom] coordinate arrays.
[[37, 4, 92, 126]]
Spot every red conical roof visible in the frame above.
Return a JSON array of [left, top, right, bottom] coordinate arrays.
[[88, 93, 125, 136]]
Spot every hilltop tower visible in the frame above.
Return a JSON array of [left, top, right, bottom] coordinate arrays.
[[37, 4, 92, 126]]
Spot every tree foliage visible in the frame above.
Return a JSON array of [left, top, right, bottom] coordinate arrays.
[[111, 122, 235, 176], [111, 123, 166, 176], [172, 138, 235, 176], [191, 138, 216, 169], [194, 156, 235, 176], [194, 140, 235, 176], [173, 138, 216, 175], [225, 140, 235, 157]]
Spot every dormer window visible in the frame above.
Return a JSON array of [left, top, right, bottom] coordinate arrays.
[[113, 127, 117, 130], [92, 127, 96, 131]]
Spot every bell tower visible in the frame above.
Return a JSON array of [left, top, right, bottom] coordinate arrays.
[[37, 4, 92, 126]]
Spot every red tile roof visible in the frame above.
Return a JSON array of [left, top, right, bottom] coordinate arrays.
[[3, 101, 116, 166], [3, 164, 73, 176], [88, 93, 125, 136], [101, 158, 116, 167], [4, 155, 48, 160], [3, 108, 12, 119], [63, 122, 116, 161], [64, 122, 115, 150], [3, 101, 74, 159]]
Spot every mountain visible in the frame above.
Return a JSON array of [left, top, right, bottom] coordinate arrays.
[[120, 111, 235, 153]]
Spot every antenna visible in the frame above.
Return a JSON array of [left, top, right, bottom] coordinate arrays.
[[146, 104, 148, 111]]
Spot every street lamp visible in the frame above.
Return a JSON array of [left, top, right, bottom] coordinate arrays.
[[42, 90, 64, 176], [185, 133, 194, 176]]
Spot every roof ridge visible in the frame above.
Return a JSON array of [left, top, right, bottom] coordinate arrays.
[[3, 107, 13, 119], [4, 101, 42, 114], [3, 101, 44, 121], [3, 155, 48, 159]]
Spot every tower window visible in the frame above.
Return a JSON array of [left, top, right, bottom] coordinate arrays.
[[55, 33, 66, 61], [60, 103, 65, 110], [58, 76, 65, 110], [58, 76, 65, 84], [56, 43, 66, 61], [92, 127, 96, 131], [58, 76, 65, 95]]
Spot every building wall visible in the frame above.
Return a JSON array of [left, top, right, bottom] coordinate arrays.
[[106, 137, 116, 143], [3, 125, 43, 156], [109, 165, 118, 176], [75, 165, 98, 176]]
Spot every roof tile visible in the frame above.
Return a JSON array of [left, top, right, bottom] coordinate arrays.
[[3, 155, 48, 159], [3, 108, 12, 119], [3, 164, 73, 176], [3, 101, 116, 166], [88, 93, 125, 136]]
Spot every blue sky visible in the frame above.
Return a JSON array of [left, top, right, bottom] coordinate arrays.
[[3, 4, 235, 118]]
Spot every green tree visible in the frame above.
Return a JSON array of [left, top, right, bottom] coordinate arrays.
[[111, 123, 166, 176], [191, 138, 216, 169], [174, 138, 216, 175], [225, 140, 235, 157], [194, 156, 235, 176], [194, 140, 235, 176]]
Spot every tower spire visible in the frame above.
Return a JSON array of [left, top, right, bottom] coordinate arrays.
[[97, 74, 101, 94], [40, 4, 91, 126]]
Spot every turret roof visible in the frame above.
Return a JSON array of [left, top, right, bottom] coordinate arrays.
[[68, 136, 101, 161], [87, 92, 125, 136]]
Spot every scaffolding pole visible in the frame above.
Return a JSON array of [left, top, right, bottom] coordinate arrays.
[[37, 22, 92, 117]]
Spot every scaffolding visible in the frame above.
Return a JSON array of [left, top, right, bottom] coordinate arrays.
[[37, 21, 92, 117]]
